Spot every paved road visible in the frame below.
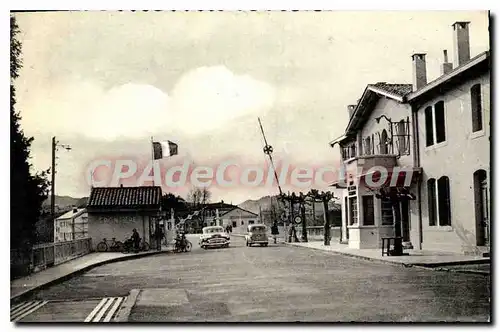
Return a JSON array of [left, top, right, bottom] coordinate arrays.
[[14, 235, 490, 322]]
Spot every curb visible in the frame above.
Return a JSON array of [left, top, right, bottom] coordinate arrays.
[[115, 289, 141, 322], [10, 250, 171, 303], [285, 242, 412, 267], [284, 242, 491, 272]]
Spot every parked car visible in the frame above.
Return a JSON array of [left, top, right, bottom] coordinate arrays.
[[245, 224, 268, 247], [199, 226, 230, 249]]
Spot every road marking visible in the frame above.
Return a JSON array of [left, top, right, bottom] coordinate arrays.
[[85, 297, 126, 322], [84, 298, 107, 322], [104, 297, 124, 322], [11, 301, 48, 322]]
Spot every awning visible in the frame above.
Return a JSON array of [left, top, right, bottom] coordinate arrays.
[[359, 167, 422, 189]]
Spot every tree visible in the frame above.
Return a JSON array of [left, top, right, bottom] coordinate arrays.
[[186, 186, 211, 230], [186, 187, 211, 207], [161, 193, 187, 217], [11, 15, 50, 254]]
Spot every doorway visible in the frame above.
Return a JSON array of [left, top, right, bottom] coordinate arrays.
[[344, 197, 349, 241], [400, 200, 410, 242], [474, 170, 489, 246]]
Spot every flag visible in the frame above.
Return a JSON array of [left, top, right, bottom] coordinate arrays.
[[153, 141, 178, 160]]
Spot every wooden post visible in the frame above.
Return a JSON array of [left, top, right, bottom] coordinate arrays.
[[301, 202, 308, 242], [323, 198, 330, 246]]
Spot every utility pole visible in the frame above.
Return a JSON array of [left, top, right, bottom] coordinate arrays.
[[51, 137, 56, 228], [51, 136, 71, 241]]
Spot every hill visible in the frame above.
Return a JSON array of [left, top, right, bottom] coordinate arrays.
[[42, 195, 88, 209], [238, 195, 341, 214]]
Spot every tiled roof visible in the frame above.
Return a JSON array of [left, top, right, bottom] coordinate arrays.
[[203, 202, 236, 210], [370, 82, 413, 97], [87, 186, 162, 210], [56, 208, 86, 220]]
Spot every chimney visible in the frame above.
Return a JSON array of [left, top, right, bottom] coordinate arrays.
[[411, 53, 427, 92], [452, 21, 471, 67], [441, 50, 453, 75], [347, 105, 356, 118]]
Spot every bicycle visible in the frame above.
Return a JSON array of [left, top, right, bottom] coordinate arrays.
[[139, 240, 150, 252], [173, 238, 192, 253], [96, 238, 124, 252]]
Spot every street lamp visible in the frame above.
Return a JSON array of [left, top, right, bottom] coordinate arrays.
[[51, 136, 71, 230]]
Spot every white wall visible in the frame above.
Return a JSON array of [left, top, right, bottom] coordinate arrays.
[[343, 96, 417, 249], [88, 212, 153, 251], [417, 72, 490, 253]]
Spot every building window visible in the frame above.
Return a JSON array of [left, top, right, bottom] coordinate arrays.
[[381, 200, 393, 225], [232, 221, 237, 228], [342, 142, 357, 160], [362, 196, 374, 226], [425, 101, 446, 146], [380, 130, 389, 154], [397, 120, 409, 155], [435, 101, 446, 143], [425, 106, 434, 147], [437, 176, 451, 226], [471, 84, 483, 132], [249, 220, 255, 225], [364, 137, 372, 156], [371, 134, 375, 154], [241, 221, 244, 225], [349, 197, 358, 225], [427, 178, 437, 226]]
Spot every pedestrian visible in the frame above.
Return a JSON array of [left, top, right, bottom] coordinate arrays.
[[131, 228, 140, 253], [271, 222, 279, 244], [155, 226, 165, 251]]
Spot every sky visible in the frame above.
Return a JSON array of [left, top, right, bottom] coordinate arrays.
[[14, 11, 490, 204]]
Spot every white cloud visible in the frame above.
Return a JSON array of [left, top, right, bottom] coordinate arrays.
[[170, 66, 276, 134], [19, 66, 276, 140]]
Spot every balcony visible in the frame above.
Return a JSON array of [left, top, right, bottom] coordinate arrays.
[[344, 154, 398, 170]]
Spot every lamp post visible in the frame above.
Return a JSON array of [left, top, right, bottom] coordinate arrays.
[[51, 137, 71, 239]]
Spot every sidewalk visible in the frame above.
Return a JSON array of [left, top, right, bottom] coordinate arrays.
[[11, 247, 173, 301], [285, 241, 490, 271]]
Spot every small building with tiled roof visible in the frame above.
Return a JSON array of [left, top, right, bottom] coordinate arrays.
[[86, 186, 162, 251]]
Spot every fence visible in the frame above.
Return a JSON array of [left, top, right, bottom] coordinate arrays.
[[11, 238, 92, 278]]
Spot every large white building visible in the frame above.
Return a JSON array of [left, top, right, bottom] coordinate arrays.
[[330, 22, 490, 255]]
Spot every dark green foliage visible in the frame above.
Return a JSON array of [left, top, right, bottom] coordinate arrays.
[[161, 193, 187, 215], [11, 15, 50, 253]]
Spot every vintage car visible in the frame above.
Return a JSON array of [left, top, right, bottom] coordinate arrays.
[[199, 226, 230, 249], [245, 224, 269, 247]]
